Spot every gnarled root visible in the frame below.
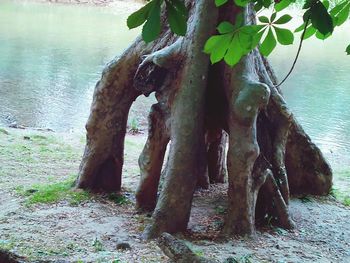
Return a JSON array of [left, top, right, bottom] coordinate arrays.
[[136, 103, 170, 212], [142, 0, 219, 239], [222, 54, 271, 236], [76, 40, 145, 192]]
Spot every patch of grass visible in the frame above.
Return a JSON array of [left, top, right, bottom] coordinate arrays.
[[16, 177, 90, 205], [0, 239, 15, 251], [107, 193, 130, 205], [343, 196, 350, 206], [92, 238, 104, 252], [330, 187, 350, 206]]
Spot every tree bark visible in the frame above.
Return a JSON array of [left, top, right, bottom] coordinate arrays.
[[142, 0, 219, 239], [136, 103, 170, 211], [76, 0, 333, 239], [207, 128, 228, 184]]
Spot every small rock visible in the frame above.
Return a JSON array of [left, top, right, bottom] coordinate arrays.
[[116, 242, 131, 250], [23, 136, 31, 140]]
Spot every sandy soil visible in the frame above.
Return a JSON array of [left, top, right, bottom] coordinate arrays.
[[0, 128, 349, 263]]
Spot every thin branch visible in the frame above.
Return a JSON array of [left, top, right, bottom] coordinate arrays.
[[276, 17, 310, 88]]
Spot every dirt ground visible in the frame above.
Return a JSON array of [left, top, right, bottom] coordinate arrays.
[[0, 127, 349, 263]]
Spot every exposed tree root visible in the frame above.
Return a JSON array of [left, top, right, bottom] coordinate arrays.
[[76, 0, 333, 239], [0, 249, 27, 263], [136, 103, 170, 212]]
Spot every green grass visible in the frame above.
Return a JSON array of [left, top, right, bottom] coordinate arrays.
[[107, 193, 130, 205], [16, 177, 90, 206], [332, 169, 350, 206]]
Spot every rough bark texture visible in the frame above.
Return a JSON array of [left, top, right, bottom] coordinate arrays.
[[142, 0, 219, 239], [136, 103, 170, 211], [222, 53, 270, 235], [0, 249, 27, 263], [76, 15, 178, 192], [77, 0, 333, 238], [207, 129, 228, 184]]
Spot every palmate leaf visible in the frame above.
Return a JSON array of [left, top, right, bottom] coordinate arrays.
[[260, 28, 277, 56], [225, 35, 243, 66], [309, 1, 334, 35], [275, 0, 294, 12], [330, 1, 350, 26], [142, 0, 162, 43], [275, 14, 292, 24], [303, 25, 317, 39], [217, 22, 235, 34], [274, 27, 294, 45], [209, 34, 233, 63], [215, 0, 228, 7], [205, 25, 264, 66], [166, 0, 188, 36], [127, 1, 153, 29]]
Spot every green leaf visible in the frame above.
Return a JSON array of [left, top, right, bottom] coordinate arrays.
[[234, 0, 250, 7], [260, 28, 277, 56], [127, 2, 153, 29], [271, 12, 277, 22], [274, 27, 294, 45], [234, 13, 244, 29], [303, 9, 311, 22], [310, 2, 334, 35], [259, 16, 270, 23], [303, 25, 317, 39], [217, 22, 235, 34], [224, 35, 243, 66], [303, 0, 317, 9], [204, 35, 222, 53], [209, 34, 233, 64], [330, 1, 348, 16], [274, 14, 292, 24], [239, 25, 264, 50], [142, 0, 162, 43], [323, 0, 330, 10], [334, 4, 350, 26], [166, 0, 188, 36], [262, 0, 272, 8], [252, 28, 265, 48], [275, 0, 292, 12], [215, 0, 228, 7], [315, 30, 331, 40], [254, 2, 263, 11], [346, 44, 350, 55]]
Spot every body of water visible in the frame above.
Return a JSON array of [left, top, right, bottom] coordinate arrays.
[[0, 1, 349, 169]]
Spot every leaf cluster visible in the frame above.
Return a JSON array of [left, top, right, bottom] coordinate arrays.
[[127, 0, 350, 66]]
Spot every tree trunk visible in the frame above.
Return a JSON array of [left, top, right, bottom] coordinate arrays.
[[142, 0, 219, 239], [207, 128, 228, 184], [77, 0, 332, 238]]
